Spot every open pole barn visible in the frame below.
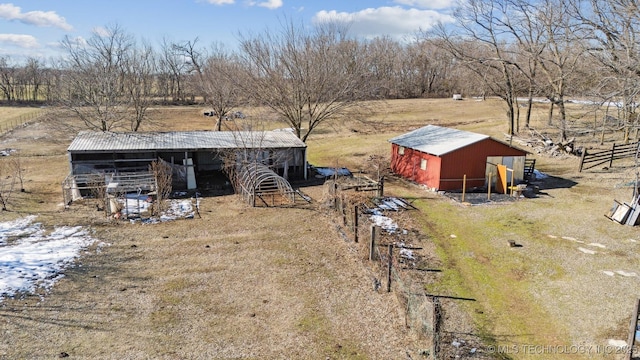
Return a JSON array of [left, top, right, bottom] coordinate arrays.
[[388, 125, 528, 192], [63, 130, 307, 204]]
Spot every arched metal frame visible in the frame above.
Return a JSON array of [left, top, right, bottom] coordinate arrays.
[[236, 163, 295, 206]]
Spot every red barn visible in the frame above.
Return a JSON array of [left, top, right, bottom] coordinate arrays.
[[389, 125, 528, 191]]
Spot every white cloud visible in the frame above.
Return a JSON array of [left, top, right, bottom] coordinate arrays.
[[204, 0, 235, 5], [255, 0, 283, 10], [0, 3, 73, 31], [313, 7, 454, 40], [393, 0, 457, 10], [0, 34, 38, 48], [204, 0, 281, 9]]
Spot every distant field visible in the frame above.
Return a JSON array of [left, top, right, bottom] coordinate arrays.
[[0, 106, 45, 133], [0, 98, 637, 359]]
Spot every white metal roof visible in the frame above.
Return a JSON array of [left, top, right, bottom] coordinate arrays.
[[388, 125, 489, 156], [68, 130, 307, 152]]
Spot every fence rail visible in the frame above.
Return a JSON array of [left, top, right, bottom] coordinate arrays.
[[579, 141, 640, 172], [0, 109, 45, 135]]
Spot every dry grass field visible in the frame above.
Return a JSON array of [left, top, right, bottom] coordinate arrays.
[[0, 98, 639, 359]]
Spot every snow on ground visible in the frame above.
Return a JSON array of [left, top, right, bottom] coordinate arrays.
[[0, 216, 99, 301], [0, 199, 195, 302], [117, 196, 195, 223], [366, 197, 413, 234]]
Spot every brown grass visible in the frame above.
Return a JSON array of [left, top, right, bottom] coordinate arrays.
[[0, 98, 637, 359]]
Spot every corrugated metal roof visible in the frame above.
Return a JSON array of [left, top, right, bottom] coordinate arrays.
[[67, 130, 306, 152], [388, 125, 489, 156]]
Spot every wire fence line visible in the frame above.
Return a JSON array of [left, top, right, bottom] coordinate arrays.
[[326, 181, 440, 357], [325, 179, 492, 359], [0, 109, 46, 135]]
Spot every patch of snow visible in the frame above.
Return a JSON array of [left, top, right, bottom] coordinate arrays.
[[615, 270, 637, 277], [369, 214, 398, 233], [399, 248, 415, 261], [603, 271, 615, 276], [450, 234, 457, 238], [0, 216, 97, 301], [0, 215, 41, 244], [562, 236, 577, 241], [578, 247, 596, 254], [137, 199, 195, 224], [588, 243, 607, 248], [607, 339, 627, 348], [547, 234, 557, 239]]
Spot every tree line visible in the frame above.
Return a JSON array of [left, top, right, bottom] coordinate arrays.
[[1, 0, 639, 143]]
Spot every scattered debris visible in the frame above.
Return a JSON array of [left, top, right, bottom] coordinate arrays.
[[0, 148, 16, 156], [313, 166, 353, 178]]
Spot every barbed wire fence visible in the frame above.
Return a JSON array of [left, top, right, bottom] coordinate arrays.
[[323, 177, 491, 359], [0, 109, 46, 135]]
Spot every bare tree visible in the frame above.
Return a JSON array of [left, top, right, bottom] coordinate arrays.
[[23, 57, 44, 102], [158, 37, 188, 103], [9, 156, 25, 193], [58, 24, 147, 132], [150, 160, 172, 214], [176, 40, 246, 131], [123, 41, 156, 131], [237, 20, 370, 142], [0, 56, 17, 101], [534, 0, 585, 141], [404, 38, 458, 98], [572, 0, 640, 143], [436, 0, 523, 135]]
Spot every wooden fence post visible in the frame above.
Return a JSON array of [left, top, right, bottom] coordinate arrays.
[[462, 174, 466, 202], [487, 172, 492, 200], [626, 298, 640, 360], [579, 149, 587, 172], [387, 244, 393, 292], [341, 195, 347, 226], [369, 225, 378, 261], [610, 143, 617, 168], [432, 296, 441, 360], [353, 205, 359, 243]]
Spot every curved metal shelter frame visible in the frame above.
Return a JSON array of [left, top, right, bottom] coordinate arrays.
[[237, 163, 295, 206]]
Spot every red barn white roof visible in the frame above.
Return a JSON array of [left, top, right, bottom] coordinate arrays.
[[388, 125, 489, 156]]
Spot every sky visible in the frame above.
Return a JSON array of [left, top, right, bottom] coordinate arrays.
[[0, 0, 457, 63]]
